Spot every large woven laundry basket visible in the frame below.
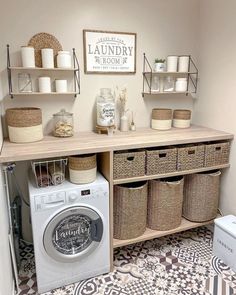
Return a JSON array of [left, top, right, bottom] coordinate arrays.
[[183, 170, 221, 222], [114, 181, 148, 240], [147, 176, 184, 231]]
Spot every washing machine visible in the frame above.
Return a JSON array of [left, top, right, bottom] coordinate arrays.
[[28, 172, 110, 294]]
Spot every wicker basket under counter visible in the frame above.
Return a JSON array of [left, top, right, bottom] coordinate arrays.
[[177, 144, 205, 171], [113, 150, 146, 179], [205, 141, 230, 167], [146, 147, 177, 175]]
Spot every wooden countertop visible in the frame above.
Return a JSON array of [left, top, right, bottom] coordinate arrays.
[[0, 125, 233, 163]]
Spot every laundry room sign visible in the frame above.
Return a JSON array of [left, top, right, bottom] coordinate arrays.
[[83, 30, 136, 74]]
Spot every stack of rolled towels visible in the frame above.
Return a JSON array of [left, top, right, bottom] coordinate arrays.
[[35, 163, 65, 187]]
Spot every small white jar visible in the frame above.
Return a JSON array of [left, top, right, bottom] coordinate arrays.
[[55, 80, 68, 93], [21, 46, 35, 68], [167, 55, 178, 72], [38, 77, 51, 93], [41, 48, 54, 68], [178, 56, 190, 72], [175, 78, 188, 92], [57, 51, 72, 68]]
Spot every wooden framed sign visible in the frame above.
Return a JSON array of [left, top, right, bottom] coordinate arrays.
[[83, 30, 136, 74]]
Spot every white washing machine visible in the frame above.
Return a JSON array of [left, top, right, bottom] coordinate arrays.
[[28, 172, 110, 294]]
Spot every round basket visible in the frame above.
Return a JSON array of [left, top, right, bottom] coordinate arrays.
[[173, 109, 191, 128], [152, 108, 172, 120], [69, 154, 97, 184], [6, 107, 43, 143]]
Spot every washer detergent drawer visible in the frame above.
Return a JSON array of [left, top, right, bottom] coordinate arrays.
[[43, 206, 103, 263], [34, 192, 66, 211]]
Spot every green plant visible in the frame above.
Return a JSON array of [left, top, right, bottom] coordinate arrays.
[[155, 58, 165, 63]]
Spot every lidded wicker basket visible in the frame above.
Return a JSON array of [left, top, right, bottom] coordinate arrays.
[[147, 176, 184, 231], [69, 154, 97, 184], [6, 107, 43, 143], [173, 109, 191, 128], [114, 181, 148, 240], [151, 108, 172, 130]]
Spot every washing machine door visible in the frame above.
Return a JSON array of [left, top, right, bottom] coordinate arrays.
[[43, 206, 103, 263]]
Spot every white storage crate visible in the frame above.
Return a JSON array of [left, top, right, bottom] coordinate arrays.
[[213, 215, 236, 272]]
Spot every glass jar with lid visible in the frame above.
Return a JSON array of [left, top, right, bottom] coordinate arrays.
[[96, 88, 115, 127], [53, 109, 74, 137]]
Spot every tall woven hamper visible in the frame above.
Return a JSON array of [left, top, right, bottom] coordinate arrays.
[[183, 170, 221, 222], [147, 177, 184, 231], [114, 181, 148, 240]]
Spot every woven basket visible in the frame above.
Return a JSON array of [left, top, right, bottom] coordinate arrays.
[[177, 144, 205, 171], [183, 171, 221, 222], [113, 150, 145, 179], [151, 108, 172, 130], [147, 177, 184, 231], [114, 181, 147, 239], [205, 141, 230, 167], [146, 147, 177, 175], [69, 154, 97, 184], [173, 109, 191, 128], [6, 107, 43, 143]]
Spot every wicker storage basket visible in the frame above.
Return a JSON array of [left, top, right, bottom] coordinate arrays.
[[147, 176, 184, 231], [6, 107, 43, 143], [205, 141, 230, 167], [146, 147, 177, 175], [113, 150, 145, 179], [114, 181, 148, 239], [173, 109, 191, 128], [177, 144, 205, 171], [183, 170, 221, 222], [69, 154, 97, 184], [151, 108, 172, 130]]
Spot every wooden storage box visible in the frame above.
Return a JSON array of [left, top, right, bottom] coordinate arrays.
[[183, 170, 221, 222], [113, 150, 145, 179], [6, 107, 43, 143], [177, 144, 205, 171], [205, 141, 230, 167], [114, 181, 148, 239], [147, 177, 184, 231], [146, 147, 177, 175], [69, 154, 97, 184]]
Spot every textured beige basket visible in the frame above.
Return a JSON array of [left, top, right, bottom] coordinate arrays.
[[152, 108, 172, 120], [114, 181, 148, 239], [183, 171, 221, 222], [69, 154, 97, 184], [113, 150, 146, 179], [147, 177, 184, 231], [177, 144, 205, 171], [146, 147, 177, 175], [205, 141, 230, 167], [6, 107, 43, 143], [173, 109, 191, 120]]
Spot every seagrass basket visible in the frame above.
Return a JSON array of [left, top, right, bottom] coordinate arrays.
[[146, 147, 177, 175], [183, 171, 221, 222], [113, 150, 146, 179], [147, 177, 184, 231], [114, 181, 148, 239], [177, 144, 205, 171], [151, 108, 172, 130], [173, 109, 191, 128], [205, 141, 230, 167], [6, 107, 43, 143], [69, 154, 97, 184]]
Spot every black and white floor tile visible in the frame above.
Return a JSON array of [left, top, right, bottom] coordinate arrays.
[[17, 226, 236, 295]]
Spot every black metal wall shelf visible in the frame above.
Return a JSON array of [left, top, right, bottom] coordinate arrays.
[[7, 44, 80, 98]]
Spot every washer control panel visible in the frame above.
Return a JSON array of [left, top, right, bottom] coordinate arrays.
[[66, 185, 108, 204], [34, 192, 66, 211]]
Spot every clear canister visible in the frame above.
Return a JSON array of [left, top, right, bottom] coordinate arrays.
[[53, 109, 74, 137]]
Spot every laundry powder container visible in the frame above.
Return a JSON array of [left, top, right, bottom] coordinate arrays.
[[213, 215, 236, 272], [147, 176, 184, 231], [183, 170, 221, 222], [69, 154, 97, 184], [114, 181, 147, 240], [6, 107, 43, 143]]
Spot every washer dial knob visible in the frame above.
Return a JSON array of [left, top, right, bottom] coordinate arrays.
[[68, 193, 77, 202]]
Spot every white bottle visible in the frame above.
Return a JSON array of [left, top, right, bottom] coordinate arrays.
[[41, 48, 54, 68], [21, 46, 35, 68], [167, 55, 178, 72], [178, 56, 190, 72], [120, 113, 129, 132]]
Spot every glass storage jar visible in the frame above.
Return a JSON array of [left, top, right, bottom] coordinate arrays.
[[18, 73, 32, 93], [53, 109, 74, 137], [96, 88, 115, 127], [163, 76, 175, 92], [151, 76, 160, 93]]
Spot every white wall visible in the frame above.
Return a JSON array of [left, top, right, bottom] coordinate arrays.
[[0, 0, 199, 133], [194, 0, 236, 215]]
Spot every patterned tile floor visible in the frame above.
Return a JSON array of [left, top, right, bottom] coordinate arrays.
[[17, 226, 236, 295]]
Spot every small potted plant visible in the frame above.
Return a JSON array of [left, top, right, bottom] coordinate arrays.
[[154, 58, 165, 72]]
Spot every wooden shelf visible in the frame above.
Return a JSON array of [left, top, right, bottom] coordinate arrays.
[[113, 164, 230, 185], [10, 92, 78, 96], [142, 91, 193, 95], [143, 71, 196, 75], [9, 66, 76, 71], [113, 216, 218, 248]]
